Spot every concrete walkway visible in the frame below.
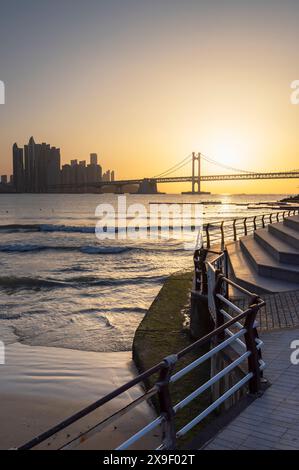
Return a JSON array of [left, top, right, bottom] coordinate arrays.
[[234, 290, 299, 331], [203, 328, 299, 450]]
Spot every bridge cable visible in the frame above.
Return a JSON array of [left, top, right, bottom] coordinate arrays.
[[155, 157, 194, 178], [153, 154, 192, 178], [201, 153, 256, 174]]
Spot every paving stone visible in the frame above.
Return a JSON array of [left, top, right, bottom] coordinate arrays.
[[202, 328, 299, 450]]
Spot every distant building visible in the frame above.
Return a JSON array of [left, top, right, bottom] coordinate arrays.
[[90, 153, 98, 165], [13, 137, 60, 193], [10, 139, 111, 192], [102, 170, 112, 182], [61, 164, 72, 186], [86, 153, 102, 185], [77, 161, 87, 186], [1, 175, 7, 184], [46, 147, 61, 191], [13, 143, 24, 192]]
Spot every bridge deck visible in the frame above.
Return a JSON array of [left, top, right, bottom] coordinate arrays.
[[203, 327, 299, 450]]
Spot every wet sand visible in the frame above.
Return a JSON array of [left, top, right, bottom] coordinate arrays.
[[0, 343, 161, 450]]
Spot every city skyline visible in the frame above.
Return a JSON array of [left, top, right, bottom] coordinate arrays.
[[0, 1, 299, 193], [9, 136, 115, 193]]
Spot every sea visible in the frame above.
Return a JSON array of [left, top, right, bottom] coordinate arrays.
[[0, 193, 289, 352]]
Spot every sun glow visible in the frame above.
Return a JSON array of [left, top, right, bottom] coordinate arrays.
[[204, 132, 254, 174]]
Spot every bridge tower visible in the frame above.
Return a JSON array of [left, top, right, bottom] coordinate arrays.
[[192, 152, 201, 193]]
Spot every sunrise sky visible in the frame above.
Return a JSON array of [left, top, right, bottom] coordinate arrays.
[[0, 0, 299, 193]]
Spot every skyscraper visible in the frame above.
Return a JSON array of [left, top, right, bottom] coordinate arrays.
[[13, 143, 24, 192], [46, 147, 61, 191], [90, 153, 98, 165], [14, 137, 61, 192]]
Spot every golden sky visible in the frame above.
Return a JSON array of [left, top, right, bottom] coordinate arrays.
[[0, 1, 299, 193]]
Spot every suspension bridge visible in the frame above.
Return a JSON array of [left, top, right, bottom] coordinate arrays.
[[57, 152, 299, 194]]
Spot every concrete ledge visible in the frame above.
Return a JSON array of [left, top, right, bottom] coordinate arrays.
[[133, 270, 213, 445]]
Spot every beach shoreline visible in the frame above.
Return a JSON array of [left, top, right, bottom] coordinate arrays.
[[0, 343, 160, 450]]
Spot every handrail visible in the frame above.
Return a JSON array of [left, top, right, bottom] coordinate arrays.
[[199, 209, 299, 249], [199, 208, 299, 231], [194, 209, 299, 294], [18, 273, 265, 451]]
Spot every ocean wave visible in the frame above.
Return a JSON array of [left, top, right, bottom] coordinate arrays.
[[0, 244, 132, 255], [67, 274, 167, 286], [0, 274, 167, 291], [0, 222, 199, 234], [0, 243, 187, 255], [0, 244, 51, 253], [0, 276, 69, 289], [0, 223, 95, 233], [0, 312, 24, 320], [41, 224, 96, 233], [0, 224, 41, 232], [80, 246, 130, 254]]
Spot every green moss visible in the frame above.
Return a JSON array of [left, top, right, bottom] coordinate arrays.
[[133, 270, 213, 448]]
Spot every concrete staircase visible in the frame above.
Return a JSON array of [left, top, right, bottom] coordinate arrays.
[[227, 215, 299, 294]]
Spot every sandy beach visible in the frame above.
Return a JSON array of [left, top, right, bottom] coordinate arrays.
[[0, 343, 161, 450]]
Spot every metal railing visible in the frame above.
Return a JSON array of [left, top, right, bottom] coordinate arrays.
[[206, 253, 264, 378], [194, 209, 299, 294], [201, 209, 299, 250], [18, 271, 265, 451]]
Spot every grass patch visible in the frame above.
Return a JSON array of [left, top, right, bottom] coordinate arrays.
[[133, 270, 214, 448]]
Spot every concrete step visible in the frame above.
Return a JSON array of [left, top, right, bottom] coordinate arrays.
[[240, 236, 299, 283], [254, 228, 299, 265], [284, 215, 299, 232], [226, 241, 299, 294], [269, 222, 299, 250]]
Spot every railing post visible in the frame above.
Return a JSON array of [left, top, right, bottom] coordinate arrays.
[[213, 272, 225, 342], [244, 218, 247, 236], [233, 219, 237, 241], [201, 252, 208, 296], [205, 223, 210, 249], [262, 215, 265, 228], [220, 221, 225, 249], [244, 298, 262, 395], [276, 212, 279, 222], [223, 249, 229, 298], [194, 247, 208, 294], [253, 216, 257, 231], [157, 355, 177, 450], [193, 249, 201, 292]]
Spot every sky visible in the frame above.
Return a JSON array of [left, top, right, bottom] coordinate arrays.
[[0, 0, 299, 193]]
